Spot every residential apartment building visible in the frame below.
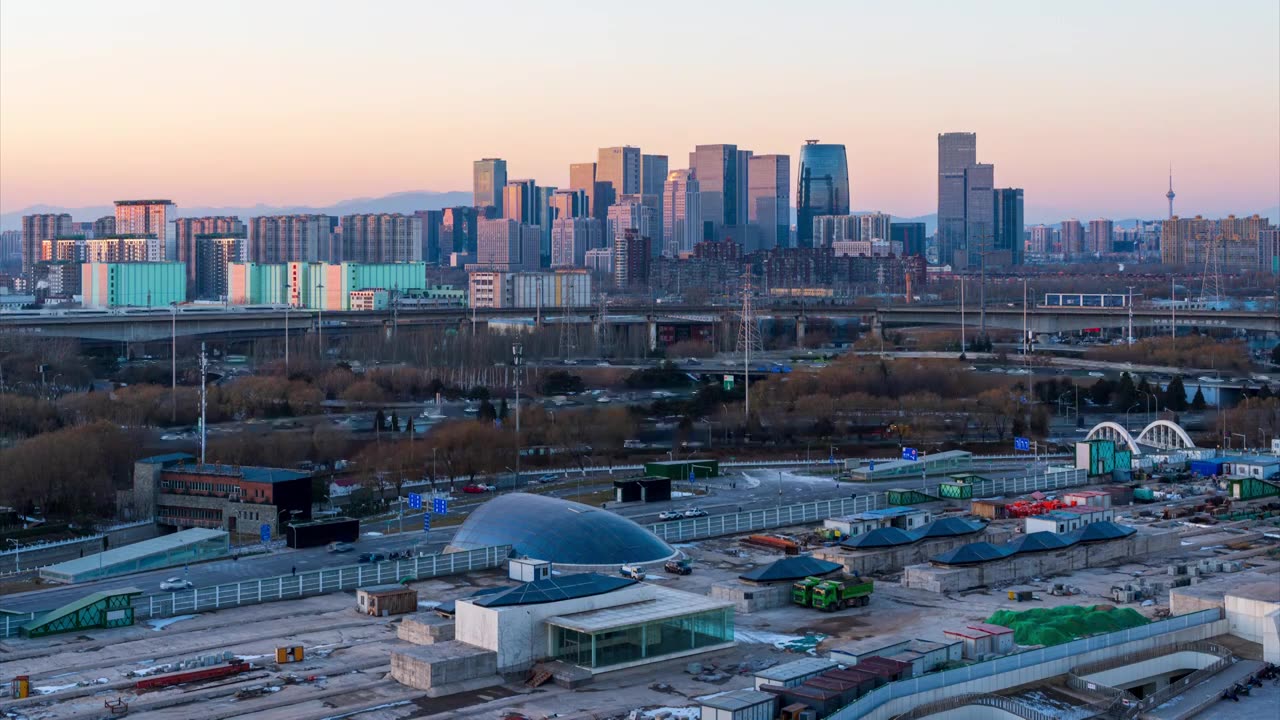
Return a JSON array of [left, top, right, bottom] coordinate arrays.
[[613, 228, 650, 288], [114, 200, 174, 261], [339, 213, 423, 263], [476, 219, 540, 271], [85, 235, 151, 263], [247, 215, 334, 264], [1088, 219, 1114, 254], [194, 236, 245, 299], [1161, 215, 1274, 269], [890, 222, 927, 257], [550, 217, 604, 268], [467, 269, 591, 309], [174, 216, 246, 293], [606, 200, 659, 249], [1060, 219, 1084, 256], [21, 213, 73, 274]]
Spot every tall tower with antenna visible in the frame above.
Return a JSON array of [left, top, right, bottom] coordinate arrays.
[[736, 276, 764, 422], [1165, 166, 1176, 219]]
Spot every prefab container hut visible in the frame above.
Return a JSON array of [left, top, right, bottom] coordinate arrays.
[[356, 584, 418, 616]]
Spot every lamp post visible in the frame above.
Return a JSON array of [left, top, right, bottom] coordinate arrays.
[[170, 302, 178, 422], [283, 301, 290, 375], [1125, 403, 1141, 431], [1231, 433, 1248, 452], [315, 282, 325, 360], [512, 342, 523, 491]]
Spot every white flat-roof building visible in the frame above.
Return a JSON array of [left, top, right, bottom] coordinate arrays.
[[39, 528, 229, 584]]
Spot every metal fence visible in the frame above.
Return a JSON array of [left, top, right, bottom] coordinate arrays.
[[890, 692, 1056, 720], [646, 468, 1087, 543], [1066, 641, 1236, 719], [826, 609, 1223, 720], [0, 545, 510, 638]]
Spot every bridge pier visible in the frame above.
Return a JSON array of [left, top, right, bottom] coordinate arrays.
[[795, 315, 807, 348], [646, 316, 658, 352]]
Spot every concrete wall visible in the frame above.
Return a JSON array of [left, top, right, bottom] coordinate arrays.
[[1079, 650, 1219, 688], [921, 709, 1024, 720], [454, 583, 657, 672], [812, 527, 1016, 576], [709, 581, 791, 614], [833, 619, 1229, 720], [390, 641, 499, 696], [1264, 609, 1280, 664], [398, 614, 455, 645], [1224, 592, 1280, 645], [902, 530, 1180, 593]]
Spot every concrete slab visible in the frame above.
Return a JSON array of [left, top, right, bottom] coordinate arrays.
[[1147, 659, 1264, 720]]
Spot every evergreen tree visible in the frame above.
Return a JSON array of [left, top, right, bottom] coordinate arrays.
[[374, 409, 386, 432], [478, 399, 497, 422], [1164, 375, 1188, 412], [1259, 384, 1273, 401], [1191, 385, 1207, 411], [1113, 372, 1138, 410], [498, 398, 509, 420], [1271, 343, 1280, 365], [391, 412, 400, 432], [405, 416, 415, 434]]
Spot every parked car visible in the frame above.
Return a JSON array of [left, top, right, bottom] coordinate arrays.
[[159, 577, 193, 591], [537, 473, 559, 484], [357, 552, 387, 564], [462, 484, 489, 494], [658, 510, 684, 521], [327, 541, 355, 553], [683, 508, 709, 518], [664, 559, 693, 575]]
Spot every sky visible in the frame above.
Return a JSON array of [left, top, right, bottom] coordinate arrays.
[[1, 0, 1278, 221]]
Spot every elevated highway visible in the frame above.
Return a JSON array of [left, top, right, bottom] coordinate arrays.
[[875, 305, 1280, 334]]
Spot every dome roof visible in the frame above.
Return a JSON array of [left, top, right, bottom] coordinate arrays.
[[841, 526, 919, 549], [738, 556, 843, 583], [448, 492, 676, 566]]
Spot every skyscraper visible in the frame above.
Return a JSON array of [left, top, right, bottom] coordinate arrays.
[[549, 189, 587, 222], [20, 213, 72, 274], [641, 154, 669, 249], [339, 214, 423, 263], [890, 222, 927, 257], [936, 132, 977, 266], [114, 199, 175, 261], [993, 188, 1025, 266], [476, 219, 539, 271], [597, 146, 641, 198], [1088, 219, 1114, 254], [857, 212, 892, 242], [194, 235, 244, 299], [689, 144, 742, 243], [174, 216, 245, 292], [503, 179, 539, 224], [663, 169, 701, 257], [796, 141, 850, 247], [613, 228, 650, 288], [550, 217, 604, 268], [441, 206, 478, 256], [247, 215, 333, 264], [1060, 219, 1084, 256], [473, 158, 507, 214], [413, 210, 444, 263], [606, 200, 660, 249], [748, 154, 790, 250], [962, 163, 995, 268], [569, 162, 600, 222]]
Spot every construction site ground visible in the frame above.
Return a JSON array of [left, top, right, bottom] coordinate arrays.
[[2, 494, 1276, 720]]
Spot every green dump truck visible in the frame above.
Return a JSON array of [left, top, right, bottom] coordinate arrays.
[[791, 576, 824, 606], [810, 578, 874, 611]]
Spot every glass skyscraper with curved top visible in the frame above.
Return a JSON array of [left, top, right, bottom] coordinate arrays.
[[796, 141, 850, 247]]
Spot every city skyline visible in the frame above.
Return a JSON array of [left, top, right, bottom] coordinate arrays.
[[1, 1, 1277, 221]]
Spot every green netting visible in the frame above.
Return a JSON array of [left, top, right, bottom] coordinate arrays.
[[986, 605, 1149, 646]]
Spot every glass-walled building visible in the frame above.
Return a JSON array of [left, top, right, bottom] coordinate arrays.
[[796, 141, 850, 247], [549, 599, 734, 671]]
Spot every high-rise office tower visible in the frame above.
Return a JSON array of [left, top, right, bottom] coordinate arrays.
[[339, 214, 423, 263], [20, 213, 73, 274], [535, 185, 557, 262], [473, 158, 508, 214], [503, 179, 539, 225], [174, 216, 245, 292], [1087, 219, 1114, 254], [550, 217, 604, 268], [961, 163, 995, 268], [641, 154, 669, 249], [663, 169, 701, 257], [476, 219, 540, 271], [796, 141, 850, 247], [413, 210, 444, 263], [597, 146, 641, 198], [1060, 219, 1084, 256], [549, 189, 587, 222], [569, 162, 600, 222], [748, 154, 790, 250], [247, 215, 333, 264], [689, 144, 743, 243], [442, 206, 478, 256], [993, 188, 1025, 266], [606, 200, 660, 250], [613, 228, 650, 288], [194, 235, 245, 299], [937, 132, 977, 266], [114, 199, 175, 261], [890, 222, 927, 257], [857, 212, 892, 242], [736, 150, 752, 228]]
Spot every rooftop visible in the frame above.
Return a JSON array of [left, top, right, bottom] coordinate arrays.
[[470, 572, 634, 608], [545, 585, 731, 634], [41, 528, 227, 577], [738, 555, 842, 583], [753, 657, 839, 682], [700, 688, 776, 711], [357, 584, 415, 595], [137, 453, 194, 465], [165, 463, 311, 483], [1225, 580, 1280, 604]]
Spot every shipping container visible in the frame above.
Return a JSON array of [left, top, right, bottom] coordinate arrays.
[[356, 584, 418, 616], [286, 517, 359, 549], [970, 499, 1010, 520]]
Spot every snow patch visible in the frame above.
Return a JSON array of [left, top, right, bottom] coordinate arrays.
[[147, 614, 195, 631], [734, 629, 827, 654], [34, 683, 79, 695], [363, 531, 384, 537], [641, 707, 699, 720]]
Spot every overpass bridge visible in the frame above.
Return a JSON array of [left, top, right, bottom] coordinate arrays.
[[875, 305, 1280, 334]]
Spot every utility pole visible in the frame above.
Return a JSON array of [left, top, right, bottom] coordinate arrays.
[[1126, 285, 1135, 345], [315, 282, 325, 360], [1170, 275, 1176, 346], [512, 342, 523, 491], [171, 303, 178, 423], [959, 276, 966, 354], [737, 276, 763, 423], [1021, 279, 1028, 358]]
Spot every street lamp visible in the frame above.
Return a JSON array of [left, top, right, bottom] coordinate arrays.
[[170, 302, 178, 423], [1231, 433, 1248, 452], [1124, 403, 1141, 431]]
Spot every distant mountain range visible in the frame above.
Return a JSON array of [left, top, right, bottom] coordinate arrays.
[[0, 191, 473, 231], [3, 193, 1275, 234]]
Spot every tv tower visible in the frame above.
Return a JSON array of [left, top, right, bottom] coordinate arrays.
[[1165, 166, 1176, 219]]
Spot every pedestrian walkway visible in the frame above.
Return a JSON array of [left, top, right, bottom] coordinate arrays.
[[1188, 676, 1280, 720], [1148, 659, 1264, 720]]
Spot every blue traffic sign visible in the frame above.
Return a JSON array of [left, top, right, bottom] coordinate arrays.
[[869, 461, 875, 472], [432, 497, 448, 515], [689, 467, 696, 483], [423, 514, 431, 531], [259, 524, 271, 544], [407, 493, 422, 510], [1014, 437, 1031, 452], [902, 447, 918, 462]]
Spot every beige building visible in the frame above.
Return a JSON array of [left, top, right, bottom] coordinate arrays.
[[468, 269, 591, 309], [1161, 215, 1273, 269], [114, 199, 174, 261]]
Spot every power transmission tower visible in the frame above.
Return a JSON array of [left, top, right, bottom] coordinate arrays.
[[558, 307, 577, 360], [1198, 234, 1223, 303], [736, 276, 764, 422], [595, 293, 612, 358]]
